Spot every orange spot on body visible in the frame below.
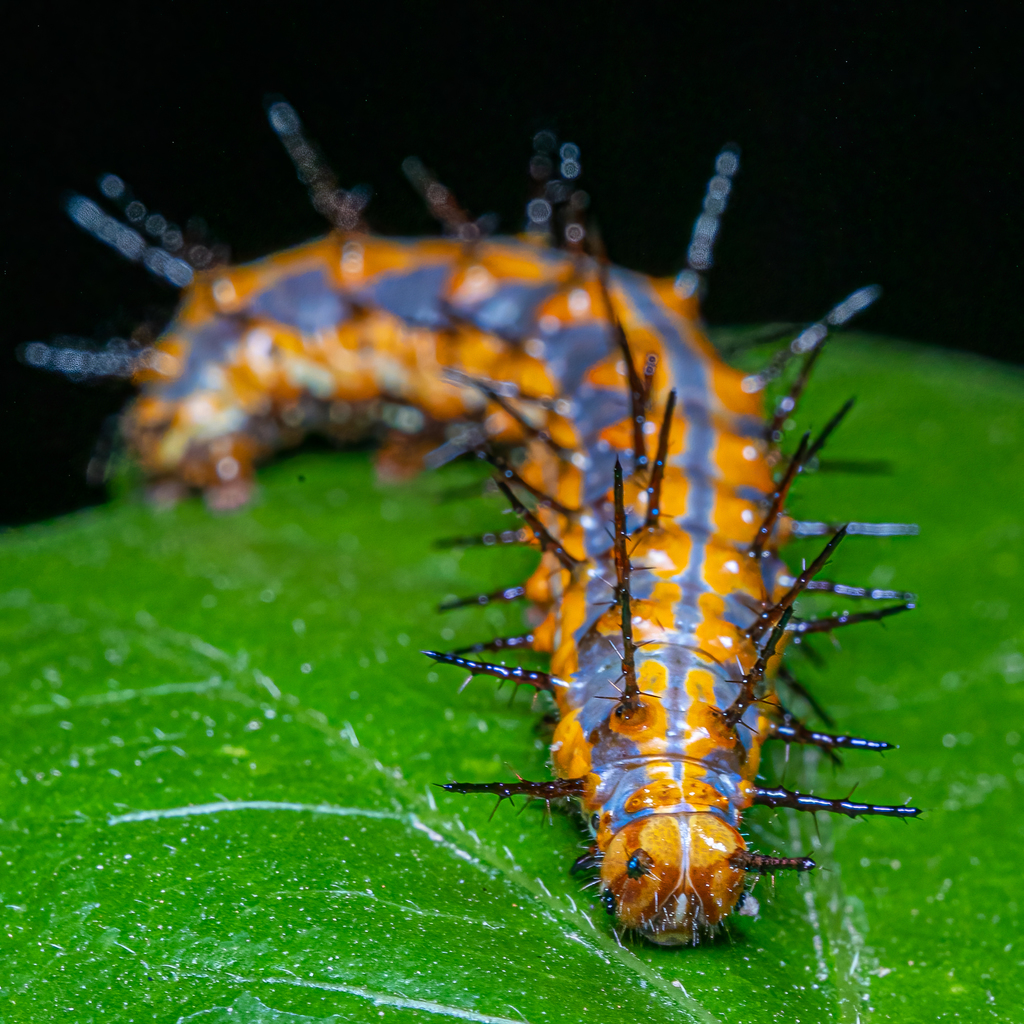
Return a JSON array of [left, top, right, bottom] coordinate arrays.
[[714, 431, 774, 494], [693, 592, 756, 671], [680, 778, 730, 812], [607, 663, 669, 756], [550, 577, 588, 681], [624, 780, 683, 814], [710, 360, 763, 417], [551, 709, 592, 781], [531, 610, 557, 653]]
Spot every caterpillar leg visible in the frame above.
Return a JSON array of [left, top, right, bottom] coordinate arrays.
[[375, 427, 448, 483], [160, 435, 259, 512], [438, 777, 587, 820], [204, 477, 255, 512], [570, 845, 601, 875], [752, 785, 920, 819]]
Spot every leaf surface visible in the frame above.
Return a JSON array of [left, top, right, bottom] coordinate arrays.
[[1, 335, 1022, 1022]]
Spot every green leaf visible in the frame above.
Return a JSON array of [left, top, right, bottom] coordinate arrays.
[[1, 334, 1022, 1023]]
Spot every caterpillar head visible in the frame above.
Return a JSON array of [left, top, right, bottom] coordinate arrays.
[[599, 812, 747, 944]]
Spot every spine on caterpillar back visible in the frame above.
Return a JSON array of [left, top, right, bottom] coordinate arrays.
[[51, 111, 919, 944]]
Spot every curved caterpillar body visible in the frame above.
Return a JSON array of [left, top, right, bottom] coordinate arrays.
[[37, 104, 920, 944]]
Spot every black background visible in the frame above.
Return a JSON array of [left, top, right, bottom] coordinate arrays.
[[1, 5, 1018, 525]]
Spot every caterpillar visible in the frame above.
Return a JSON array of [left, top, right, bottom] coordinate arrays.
[[26, 101, 921, 944]]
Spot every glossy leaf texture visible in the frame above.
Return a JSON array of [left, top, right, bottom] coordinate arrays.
[[2, 335, 1023, 1023]]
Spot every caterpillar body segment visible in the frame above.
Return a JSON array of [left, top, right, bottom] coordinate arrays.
[[40, 108, 920, 943]]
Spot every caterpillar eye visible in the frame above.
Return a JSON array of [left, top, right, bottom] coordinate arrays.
[[625, 848, 655, 880], [600, 890, 617, 916]]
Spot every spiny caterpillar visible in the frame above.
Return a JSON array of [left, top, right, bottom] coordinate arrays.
[[27, 101, 921, 943]]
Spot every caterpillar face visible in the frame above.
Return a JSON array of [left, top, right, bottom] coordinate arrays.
[[600, 812, 747, 944]]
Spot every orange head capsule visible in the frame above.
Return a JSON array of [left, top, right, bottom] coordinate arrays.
[[599, 812, 747, 944]]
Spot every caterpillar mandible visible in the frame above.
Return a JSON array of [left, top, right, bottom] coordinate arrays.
[[26, 100, 921, 944]]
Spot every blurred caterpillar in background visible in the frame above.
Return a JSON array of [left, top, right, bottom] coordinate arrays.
[[24, 101, 921, 943]]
